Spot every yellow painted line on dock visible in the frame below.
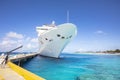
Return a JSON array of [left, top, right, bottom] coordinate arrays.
[[8, 61, 45, 80], [0, 75, 4, 80]]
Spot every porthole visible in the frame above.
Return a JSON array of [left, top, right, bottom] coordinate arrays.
[[57, 34, 61, 37], [61, 36, 65, 39], [49, 39, 53, 42], [45, 38, 48, 40]]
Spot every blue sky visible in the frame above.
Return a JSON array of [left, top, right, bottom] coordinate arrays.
[[0, 0, 120, 52]]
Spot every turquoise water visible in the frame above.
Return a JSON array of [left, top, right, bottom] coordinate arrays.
[[22, 53, 120, 80]]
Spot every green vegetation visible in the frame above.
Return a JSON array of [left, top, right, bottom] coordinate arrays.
[[75, 49, 120, 54], [104, 49, 120, 53]]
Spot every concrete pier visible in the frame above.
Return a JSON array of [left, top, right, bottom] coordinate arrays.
[[0, 65, 25, 80], [10, 53, 38, 63], [0, 53, 45, 80]]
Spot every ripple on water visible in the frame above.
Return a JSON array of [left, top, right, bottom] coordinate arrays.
[[22, 54, 120, 80]]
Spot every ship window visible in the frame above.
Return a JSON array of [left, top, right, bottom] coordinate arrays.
[[45, 38, 48, 40], [61, 36, 65, 39], [49, 39, 53, 42], [57, 34, 61, 37]]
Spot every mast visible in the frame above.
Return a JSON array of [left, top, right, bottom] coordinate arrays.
[[67, 10, 69, 23]]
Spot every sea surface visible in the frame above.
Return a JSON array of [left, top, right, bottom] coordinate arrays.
[[11, 53, 120, 80], [22, 54, 120, 80]]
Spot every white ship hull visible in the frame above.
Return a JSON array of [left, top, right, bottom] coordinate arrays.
[[36, 23, 77, 58]]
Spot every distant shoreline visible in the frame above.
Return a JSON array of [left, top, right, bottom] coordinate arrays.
[[74, 52, 120, 55]]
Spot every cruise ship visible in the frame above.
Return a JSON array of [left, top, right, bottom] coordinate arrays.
[[36, 21, 77, 58]]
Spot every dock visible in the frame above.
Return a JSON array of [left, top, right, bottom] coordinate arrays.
[[0, 53, 45, 80], [0, 65, 25, 80], [10, 53, 38, 63]]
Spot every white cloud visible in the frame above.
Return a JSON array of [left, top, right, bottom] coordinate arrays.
[[1, 40, 17, 45], [31, 38, 38, 43], [0, 31, 39, 52], [1, 40, 10, 45], [77, 48, 84, 51], [26, 37, 31, 41], [23, 41, 38, 51], [26, 43, 33, 49], [0, 37, 23, 51], [95, 30, 106, 35], [6, 32, 24, 39]]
